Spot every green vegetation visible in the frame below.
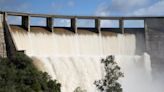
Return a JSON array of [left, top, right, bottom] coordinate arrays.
[[74, 87, 86, 92], [0, 52, 61, 92], [94, 55, 124, 92]]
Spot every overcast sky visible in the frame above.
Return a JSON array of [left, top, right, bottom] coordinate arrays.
[[1, 0, 164, 27]]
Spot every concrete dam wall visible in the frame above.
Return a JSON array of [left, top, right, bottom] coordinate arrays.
[[1, 12, 164, 92], [0, 14, 6, 58], [145, 18, 164, 80]]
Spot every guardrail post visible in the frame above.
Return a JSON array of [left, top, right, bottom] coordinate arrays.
[[47, 17, 53, 32], [22, 16, 30, 32]]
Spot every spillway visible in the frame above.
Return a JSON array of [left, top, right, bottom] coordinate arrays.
[[8, 25, 158, 92]]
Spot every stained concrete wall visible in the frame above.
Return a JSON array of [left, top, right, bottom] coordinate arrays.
[[145, 18, 164, 80], [0, 14, 6, 58]]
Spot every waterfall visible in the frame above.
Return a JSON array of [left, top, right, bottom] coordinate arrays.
[[10, 27, 154, 92]]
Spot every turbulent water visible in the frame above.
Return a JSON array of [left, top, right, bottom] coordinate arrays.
[[10, 27, 156, 92]]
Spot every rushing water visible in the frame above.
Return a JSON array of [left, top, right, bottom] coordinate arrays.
[[10, 27, 154, 92]]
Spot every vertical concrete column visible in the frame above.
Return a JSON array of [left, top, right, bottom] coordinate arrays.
[[119, 19, 124, 33], [0, 13, 7, 58], [144, 19, 150, 52], [71, 18, 77, 33], [95, 18, 103, 55], [0, 14, 2, 27], [47, 17, 53, 32], [3, 12, 7, 22], [95, 18, 101, 33], [22, 16, 30, 32]]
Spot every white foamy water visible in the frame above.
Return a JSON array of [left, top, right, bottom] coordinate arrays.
[[10, 28, 155, 92]]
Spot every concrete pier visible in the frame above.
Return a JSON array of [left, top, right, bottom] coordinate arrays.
[[71, 18, 77, 33], [119, 19, 124, 33], [22, 16, 30, 32], [95, 19, 100, 33], [46, 17, 53, 32]]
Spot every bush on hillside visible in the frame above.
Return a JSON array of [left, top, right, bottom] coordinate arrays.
[[0, 52, 61, 92]]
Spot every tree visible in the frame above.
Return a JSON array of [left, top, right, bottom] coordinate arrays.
[[0, 52, 61, 92], [94, 55, 124, 92], [74, 87, 87, 92]]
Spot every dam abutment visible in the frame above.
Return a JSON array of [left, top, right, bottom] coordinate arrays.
[[145, 18, 164, 80], [2, 12, 17, 58], [0, 13, 6, 58]]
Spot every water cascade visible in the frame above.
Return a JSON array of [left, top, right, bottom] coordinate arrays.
[[10, 26, 154, 92]]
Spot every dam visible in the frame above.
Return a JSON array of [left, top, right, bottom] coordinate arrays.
[[0, 11, 164, 92]]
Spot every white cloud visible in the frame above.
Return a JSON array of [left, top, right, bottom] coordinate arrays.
[[101, 20, 111, 27], [51, 2, 63, 9], [0, 0, 31, 12], [51, 0, 75, 10], [60, 19, 70, 27], [7, 16, 21, 25], [132, 0, 164, 16], [54, 19, 70, 27], [95, 0, 153, 27], [36, 19, 46, 26], [95, 0, 151, 16], [0, 0, 13, 3], [68, 1, 75, 7], [95, 0, 164, 17], [110, 0, 149, 12], [95, 2, 110, 16], [77, 19, 95, 27], [0, 0, 5, 3]]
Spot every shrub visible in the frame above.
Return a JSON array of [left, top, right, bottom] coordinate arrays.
[[0, 52, 61, 92], [94, 55, 124, 92]]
